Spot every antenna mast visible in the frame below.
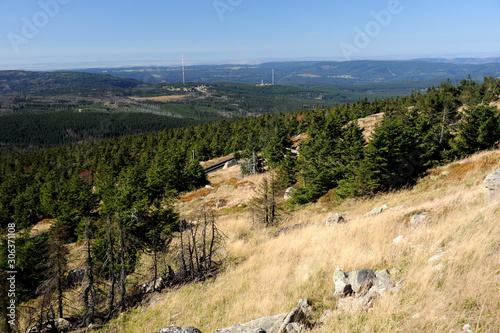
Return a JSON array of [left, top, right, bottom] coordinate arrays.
[[182, 54, 186, 85], [272, 69, 275, 85]]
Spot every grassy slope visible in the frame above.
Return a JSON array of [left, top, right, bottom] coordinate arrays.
[[108, 151, 500, 333]]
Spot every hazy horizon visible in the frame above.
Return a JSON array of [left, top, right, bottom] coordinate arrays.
[[1, 0, 500, 71]]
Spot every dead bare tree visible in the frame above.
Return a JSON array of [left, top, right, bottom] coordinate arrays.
[[177, 208, 224, 281], [251, 173, 280, 227]]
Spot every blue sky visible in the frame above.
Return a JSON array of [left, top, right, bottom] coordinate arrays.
[[1, 0, 499, 69]]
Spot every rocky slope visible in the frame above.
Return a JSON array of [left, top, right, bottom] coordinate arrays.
[[101, 150, 499, 333]]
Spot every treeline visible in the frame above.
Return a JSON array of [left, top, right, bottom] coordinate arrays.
[[1, 77, 499, 329]]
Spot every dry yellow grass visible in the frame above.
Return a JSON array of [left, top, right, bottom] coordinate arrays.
[[106, 151, 500, 333]]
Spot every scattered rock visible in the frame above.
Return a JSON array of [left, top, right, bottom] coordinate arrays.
[[333, 267, 352, 297], [337, 295, 375, 312], [284, 187, 295, 200], [223, 160, 238, 170], [484, 168, 500, 203], [156, 327, 203, 333], [348, 269, 376, 294], [375, 269, 395, 292], [392, 235, 405, 244], [277, 299, 311, 333], [463, 324, 474, 333], [212, 299, 311, 333], [212, 313, 287, 333], [142, 277, 168, 294], [325, 213, 347, 226], [428, 248, 445, 262], [66, 268, 86, 286], [364, 204, 388, 216], [205, 185, 215, 190], [409, 212, 429, 228], [28, 318, 72, 333], [333, 268, 397, 312]]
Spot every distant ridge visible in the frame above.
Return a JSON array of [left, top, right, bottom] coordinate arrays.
[[73, 59, 500, 85], [410, 56, 500, 65]]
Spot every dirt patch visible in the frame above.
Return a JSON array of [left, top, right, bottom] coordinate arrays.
[[30, 218, 55, 237], [357, 112, 385, 142]]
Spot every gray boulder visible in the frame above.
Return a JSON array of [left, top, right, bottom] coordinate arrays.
[[375, 269, 395, 291], [212, 299, 311, 333], [277, 299, 311, 333], [212, 313, 287, 333], [156, 327, 203, 333], [333, 267, 352, 297], [333, 268, 396, 312], [364, 204, 388, 216], [326, 213, 347, 226], [484, 169, 500, 203], [348, 269, 376, 294], [28, 318, 72, 333], [409, 212, 429, 228], [66, 268, 86, 286]]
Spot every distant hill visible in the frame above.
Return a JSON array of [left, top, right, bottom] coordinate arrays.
[[411, 56, 500, 65], [74, 60, 500, 85], [0, 70, 144, 95]]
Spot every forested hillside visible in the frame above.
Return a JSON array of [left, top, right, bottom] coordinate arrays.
[[1, 77, 499, 331], [78, 60, 500, 85], [1, 71, 418, 149]]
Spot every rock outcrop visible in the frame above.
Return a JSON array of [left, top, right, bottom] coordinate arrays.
[[333, 268, 397, 312], [28, 318, 72, 333], [211, 313, 287, 333], [409, 212, 429, 228], [325, 213, 347, 226], [211, 299, 311, 333], [364, 204, 388, 216], [484, 168, 500, 203]]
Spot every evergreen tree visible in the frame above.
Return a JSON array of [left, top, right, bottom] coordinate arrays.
[[450, 105, 500, 156]]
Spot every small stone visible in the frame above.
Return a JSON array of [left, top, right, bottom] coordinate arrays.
[[409, 212, 429, 228], [392, 235, 405, 244], [326, 213, 347, 226], [333, 267, 351, 297], [428, 248, 445, 262], [365, 204, 388, 216], [484, 169, 500, 203]]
